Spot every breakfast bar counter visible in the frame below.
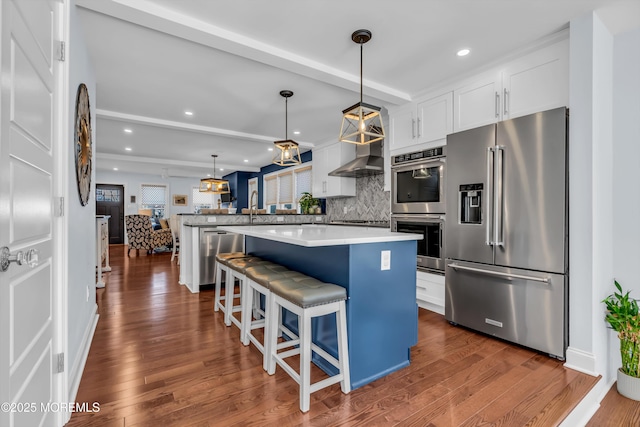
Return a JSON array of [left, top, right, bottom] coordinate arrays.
[[217, 224, 422, 389]]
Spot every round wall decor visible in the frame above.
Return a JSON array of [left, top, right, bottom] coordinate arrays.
[[74, 83, 92, 206]]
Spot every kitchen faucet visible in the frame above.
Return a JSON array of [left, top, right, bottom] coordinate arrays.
[[249, 190, 258, 224]]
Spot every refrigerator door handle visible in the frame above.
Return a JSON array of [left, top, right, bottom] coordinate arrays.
[[486, 147, 494, 246], [447, 263, 550, 284], [495, 146, 504, 247]]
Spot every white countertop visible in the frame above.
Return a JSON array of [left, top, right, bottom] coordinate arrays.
[[217, 224, 422, 247]]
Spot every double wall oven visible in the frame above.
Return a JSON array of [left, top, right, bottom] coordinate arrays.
[[391, 146, 446, 273]]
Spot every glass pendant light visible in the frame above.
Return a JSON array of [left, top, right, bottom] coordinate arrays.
[[199, 154, 230, 194], [273, 90, 302, 166], [339, 29, 385, 145]]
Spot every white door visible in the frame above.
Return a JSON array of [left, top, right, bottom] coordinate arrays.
[[1, 1, 61, 426]]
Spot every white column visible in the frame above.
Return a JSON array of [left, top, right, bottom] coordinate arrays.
[[565, 11, 614, 377]]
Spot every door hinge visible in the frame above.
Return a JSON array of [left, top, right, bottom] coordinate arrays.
[[56, 353, 64, 373], [54, 197, 64, 217], [56, 41, 65, 62]]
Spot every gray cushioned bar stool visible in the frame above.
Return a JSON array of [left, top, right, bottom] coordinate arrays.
[[214, 252, 252, 316], [241, 265, 307, 370], [266, 277, 350, 412], [223, 257, 275, 329]]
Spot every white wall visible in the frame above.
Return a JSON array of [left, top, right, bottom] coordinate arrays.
[[566, 11, 614, 378], [611, 26, 640, 379], [66, 0, 98, 387], [96, 169, 202, 218]]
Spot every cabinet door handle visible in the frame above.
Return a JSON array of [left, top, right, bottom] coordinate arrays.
[[417, 117, 421, 138], [503, 88, 509, 115], [411, 118, 416, 139], [495, 92, 500, 118]]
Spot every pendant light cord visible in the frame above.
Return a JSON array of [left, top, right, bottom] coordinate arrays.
[[360, 42, 363, 105], [285, 96, 288, 140]]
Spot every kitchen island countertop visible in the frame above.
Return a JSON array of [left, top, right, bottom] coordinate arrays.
[[216, 224, 421, 247]]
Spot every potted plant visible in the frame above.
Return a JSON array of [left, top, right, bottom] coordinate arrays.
[[603, 280, 640, 400], [299, 192, 318, 214]]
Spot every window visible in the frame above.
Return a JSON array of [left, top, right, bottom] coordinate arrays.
[[192, 186, 216, 213], [140, 184, 167, 218], [263, 164, 312, 213]]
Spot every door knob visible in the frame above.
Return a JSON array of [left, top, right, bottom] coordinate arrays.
[[0, 247, 39, 272]]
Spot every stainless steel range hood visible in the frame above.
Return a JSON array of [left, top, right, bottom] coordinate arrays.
[[328, 140, 384, 177]]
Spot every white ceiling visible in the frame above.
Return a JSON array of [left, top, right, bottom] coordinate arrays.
[[77, 0, 640, 179]]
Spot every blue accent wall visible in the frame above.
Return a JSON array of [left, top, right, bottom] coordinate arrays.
[[224, 150, 313, 209]]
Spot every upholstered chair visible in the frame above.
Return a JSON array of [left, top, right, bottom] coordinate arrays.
[[125, 214, 173, 256]]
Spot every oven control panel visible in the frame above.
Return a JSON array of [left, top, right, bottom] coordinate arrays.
[[392, 146, 446, 165]]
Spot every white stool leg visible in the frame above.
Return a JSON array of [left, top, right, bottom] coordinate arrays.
[[266, 292, 280, 375], [299, 309, 312, 413], [224, 270, 237, 326], [214, 262, 224, 312], [240, 279, 253, 346], [336, 300, 351, 394]]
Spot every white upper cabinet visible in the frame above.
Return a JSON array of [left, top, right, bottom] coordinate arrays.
[[390, 91, 453, 151], [453, 38, 569, 132], [502, 39, 569, 120], [312, 142, 356, 198]]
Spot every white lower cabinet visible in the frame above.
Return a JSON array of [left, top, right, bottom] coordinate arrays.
[[312, 142, 356, 198], [416, 270, 445, 314]]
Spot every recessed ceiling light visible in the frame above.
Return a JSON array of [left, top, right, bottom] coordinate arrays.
[[184, 110, 193, 116], [220, 168, 224, 171], [125, 147, 132, 151], [293, 131, 300, 135], [268, 147, 273, 151], [207, 174, 211, 177], [457, 48, 470, 57], [113, 167, 118, 171], [243, 159, 249, 163], [124, 128, 132, 133]]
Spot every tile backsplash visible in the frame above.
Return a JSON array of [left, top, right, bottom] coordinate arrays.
[[326, 174, 390, 222]]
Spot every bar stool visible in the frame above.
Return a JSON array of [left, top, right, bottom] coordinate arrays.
[[223, 257, 275, 328], [241, 266, 307, 370], [266, 277, 350, 412], [214, 252, 252, 316]]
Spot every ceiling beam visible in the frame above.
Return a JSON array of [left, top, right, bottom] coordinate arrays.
[[96, 152, 261, 173], [96, 109, 315, 148], [76, 0, 411, 105]]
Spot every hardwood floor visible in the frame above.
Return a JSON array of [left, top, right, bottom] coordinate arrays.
[[68, 245, 600, 426]]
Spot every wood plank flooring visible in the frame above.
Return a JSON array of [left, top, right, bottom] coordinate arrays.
[[67, 245, 601, 426]]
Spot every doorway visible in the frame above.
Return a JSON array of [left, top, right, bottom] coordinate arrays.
[[96, 184, 125, 244]]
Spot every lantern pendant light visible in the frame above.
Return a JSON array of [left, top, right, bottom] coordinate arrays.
[[273, 90, 302, 166], [339, 29, 385, 145], [199, 154, 230, 194]]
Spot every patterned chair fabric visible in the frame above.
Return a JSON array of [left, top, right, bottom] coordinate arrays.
[[125, 214, 173, 255]]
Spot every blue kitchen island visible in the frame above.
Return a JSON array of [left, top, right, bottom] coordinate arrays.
[[217, 224, 422, 389]]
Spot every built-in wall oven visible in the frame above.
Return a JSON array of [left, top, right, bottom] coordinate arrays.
[[391, 214, 445, 273], [391, 146, 446, 214], [391, 146, 446, 273]]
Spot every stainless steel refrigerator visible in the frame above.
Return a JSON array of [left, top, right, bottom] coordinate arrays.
[[445, 107, 568, 359]]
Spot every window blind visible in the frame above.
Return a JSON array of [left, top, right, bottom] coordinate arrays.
[[140, 184, 166, 205], [278, 171, 293, 204], [265, 176, 277, 205], [294, 166, 312, 201]]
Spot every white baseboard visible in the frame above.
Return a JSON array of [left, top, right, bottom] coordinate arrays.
[[565, 346, 598, 376], [417, 300, 445, 315], [67, 307, 99, 402], [559, 377, 613, 427]]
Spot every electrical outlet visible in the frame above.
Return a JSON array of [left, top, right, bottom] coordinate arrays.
[[277, 216, 284, 222], [86, 285, 90, 302], [381, 250, 391, 271], [207, 216, 216, 223], [315, 216, 322, 221], [343, 206, 348, 214]]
